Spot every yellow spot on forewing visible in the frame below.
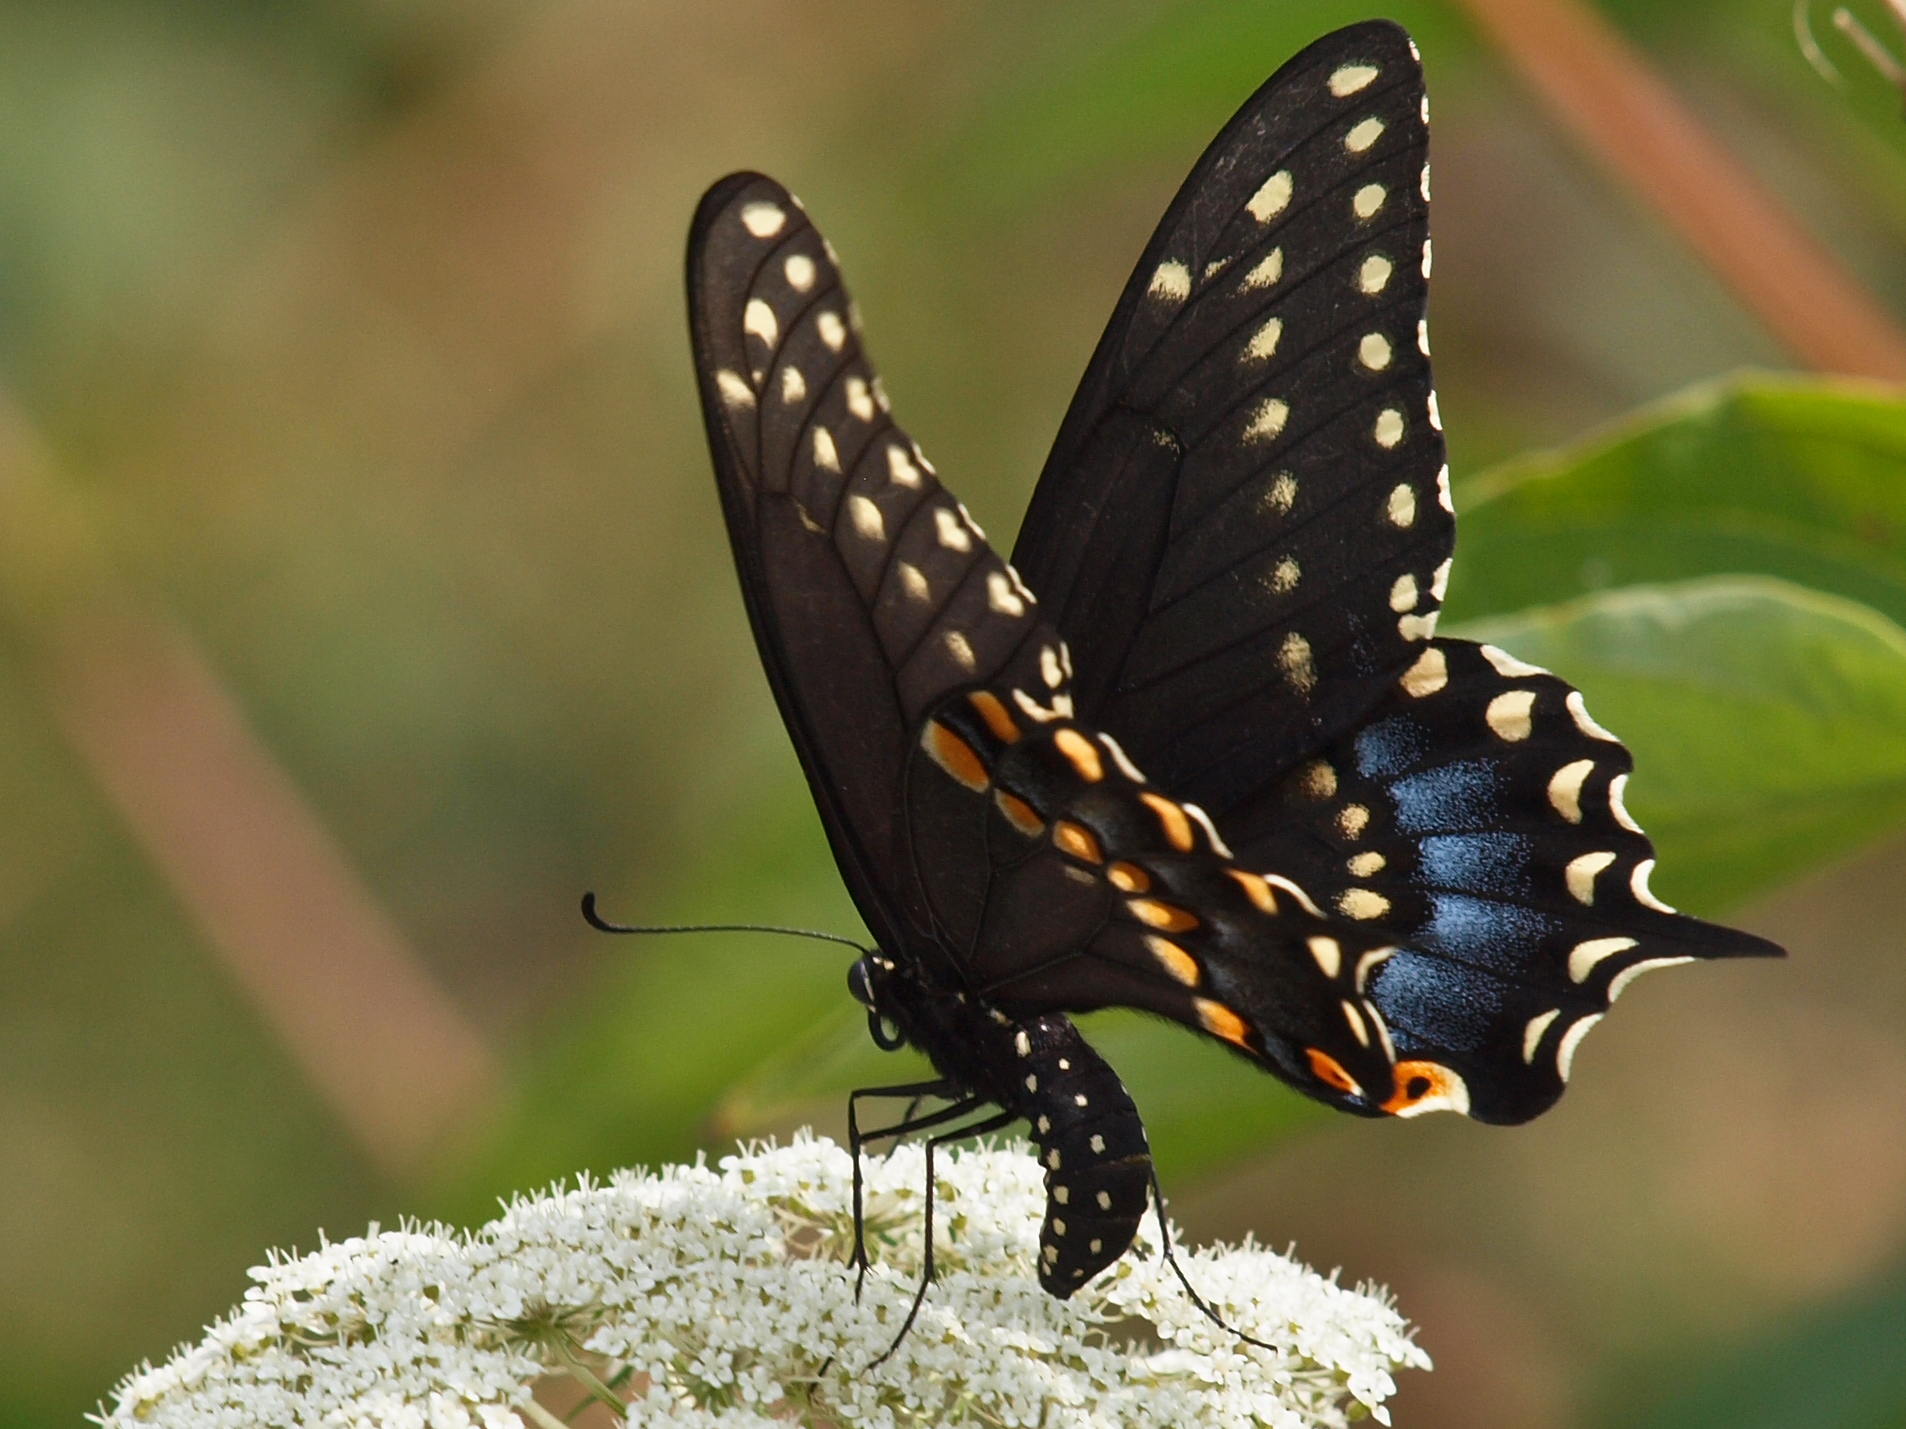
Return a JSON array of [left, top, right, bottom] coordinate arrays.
[[816, 310, 846, 352], [1242, 248, 1284, 290], [1266, 473, 1297, 514], [1485, 690, 1537, 741], [1348, 851, 1385, 877], [1245, 317, 1283, 362], [744, 299, 779, 350], [1568, 936, 1638, 983], [886, 445, 922, 487], [739, 201, 786, 237], [1147, 936, 1199, 987], [1398, 612, 1438, 641], [1359, 332, 1392, 370], [1431, 558, 1452, 600], [898, 563, 929, 601], [1358, 253, 1393, 295], [812, 426, 840, 472], [1389, 574, 1418, 612], [987, 571, 1026, 616], [934, 507, 972, 552], [1376, 412, 1407, 452], [1247, 171, 1293, 222], [780, 366, 806, 404], [1246, 399, 1290, 443], [1329, 63, 1379, 96], [1547, 759, 1594, 823], [1279, 631, 1316, 694], [848, 495, 884, 541], [845, 376, 875, 421], [1346, 117, 1385, 152], [784, 253, 815, 291], [1565, 851, 1618, 904], [716, 370, 755, 409], [1268, 557, 1300, 594], [1437, 464, 1454, 512], [1353, 183, 1386, 219], [1054, 729, 1104, 783], [1148, 261, 1191, 302], [1339, 804, 1371, 838], [944, 630, 976, 671], [1308, 936, 1342, 978]]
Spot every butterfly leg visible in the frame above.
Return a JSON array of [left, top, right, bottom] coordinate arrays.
[[865, 1107, 1020, 1369], [846, 1079, 964, 1293], [1147, 1169, 1280, 1353]]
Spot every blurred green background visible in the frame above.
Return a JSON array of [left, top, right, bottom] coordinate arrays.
[[6, 1, 1906, 1426]]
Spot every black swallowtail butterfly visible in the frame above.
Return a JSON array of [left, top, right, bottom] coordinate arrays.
[[683, 19, 1782, 1310]]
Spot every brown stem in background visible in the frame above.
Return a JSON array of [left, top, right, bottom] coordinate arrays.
[[0, 397, 500, 1180], [1454, 0, 1906, 380]]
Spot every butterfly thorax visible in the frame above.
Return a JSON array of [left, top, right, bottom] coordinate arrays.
[[849, 953, 1152, 1296]]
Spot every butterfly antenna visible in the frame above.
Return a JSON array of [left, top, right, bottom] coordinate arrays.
[[1149, 1171, 1282, 1355], [580, 893, 874, 955]]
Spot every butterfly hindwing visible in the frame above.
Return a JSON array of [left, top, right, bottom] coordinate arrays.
[[1011, 20, 1451, 819]]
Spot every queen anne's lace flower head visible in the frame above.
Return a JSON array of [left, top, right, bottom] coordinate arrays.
[[103, 1136, 1429, 1428]]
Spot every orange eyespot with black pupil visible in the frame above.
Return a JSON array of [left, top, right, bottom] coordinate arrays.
[[1380, 1060, 1472, 1117], [1306, 1047, 1363, 1097]]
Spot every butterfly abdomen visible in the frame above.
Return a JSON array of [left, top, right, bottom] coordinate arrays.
[[1010, 1014, 1152, 1296]]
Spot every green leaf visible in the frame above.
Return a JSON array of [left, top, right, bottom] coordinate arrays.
[[1450, 576, 1906, 915], [1447, 374, 1906, 628]]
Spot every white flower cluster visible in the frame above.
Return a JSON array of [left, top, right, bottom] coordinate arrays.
[[103, 1136, 1428, 1429]]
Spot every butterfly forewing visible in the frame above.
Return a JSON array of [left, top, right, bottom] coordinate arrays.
[[1012, 21, 1451, 819], [688, 174, 1064, 964]]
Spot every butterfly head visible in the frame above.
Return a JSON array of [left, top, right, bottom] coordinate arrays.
[[848, 953, 911, 1051]]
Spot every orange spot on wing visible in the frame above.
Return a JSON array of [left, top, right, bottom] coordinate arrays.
[[1306, 1047, 1364, 1097], [1128, 899, 1198, 932], [1146, 936, 1199, 987], [1052, 820, 1102, 863], [994, 789, 1045, 837], [1139, 792, 1194, 851], [1197, 998, 1253, 1049], [1226, 868, 1277, 913], [922, 721, 989, 791], [1380, 1060, 1471, 1117], [967, 690, 1021, 744], [1053, 728, 1104, 782], [1107, 861, 1151, 893]]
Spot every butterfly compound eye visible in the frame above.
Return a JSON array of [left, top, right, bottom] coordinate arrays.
[[847, 958, 876, 1007]]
